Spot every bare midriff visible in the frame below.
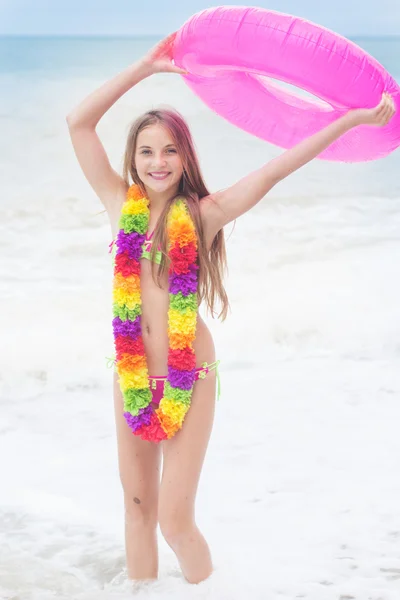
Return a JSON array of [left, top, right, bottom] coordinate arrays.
[[111, 233, 215, 377], [139, 257, 215, 376]]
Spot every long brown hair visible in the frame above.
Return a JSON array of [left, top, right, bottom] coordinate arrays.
[[122, 108, 229, 321]]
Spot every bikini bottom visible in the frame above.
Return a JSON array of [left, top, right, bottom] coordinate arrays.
[[149, 360, 220, 404], [105, 356, 221, 402]]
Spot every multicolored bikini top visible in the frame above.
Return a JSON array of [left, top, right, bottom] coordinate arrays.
[[109, 229, 162, 265]]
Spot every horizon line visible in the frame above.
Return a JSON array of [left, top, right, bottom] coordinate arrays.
[[0, 33, 399, 39]]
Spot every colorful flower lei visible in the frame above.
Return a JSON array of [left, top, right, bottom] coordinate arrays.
[[112, 184, 198, 443]]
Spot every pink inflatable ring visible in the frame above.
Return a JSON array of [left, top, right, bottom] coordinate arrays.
[[173, 6, 400, 162]]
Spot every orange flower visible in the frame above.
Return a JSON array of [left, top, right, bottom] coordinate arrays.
[[169, 331, 195, 349], [127, 184, 145, 201], [118, 354, 147, 372], [156, 409, 182, 438], [114, 272, 141, 294], [168, 221, 197, 247]]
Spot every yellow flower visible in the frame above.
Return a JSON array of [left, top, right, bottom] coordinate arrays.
[[157, 398, 189, 436], [113, 273, 141, 307], [167, 204, 197, 246], [168, 308, 196, 336], [122, 197, 149, 216], [113, 287, 141, 308], [119, 368, 148, 391], [114, 272, 141, 293]]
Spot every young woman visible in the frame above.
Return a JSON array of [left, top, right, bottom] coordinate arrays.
[[66, 32, 395, 586]]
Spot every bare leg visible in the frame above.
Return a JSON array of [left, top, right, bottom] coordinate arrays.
[[113, 372, 162, 580], [158, 370, 216, 584]]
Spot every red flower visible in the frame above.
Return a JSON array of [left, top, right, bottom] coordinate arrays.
[[116, 336, 145, 359], [169, 241, 197, 275], [168, 347, 196, 370], [115, 252, 140, 277], [135, 413, 168, 443]]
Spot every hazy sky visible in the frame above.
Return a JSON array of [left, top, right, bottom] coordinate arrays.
[[1, 0, 399, 36]]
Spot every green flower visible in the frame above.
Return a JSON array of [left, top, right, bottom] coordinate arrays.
[[163, 381, 192, 405], [169, 292, 198, 312], [121, 213, 148, 234], [113, 303, 141, 321], [124, 388, 152, 415]]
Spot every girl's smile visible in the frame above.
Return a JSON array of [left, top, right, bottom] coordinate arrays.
[[148, 171, 171, 180]]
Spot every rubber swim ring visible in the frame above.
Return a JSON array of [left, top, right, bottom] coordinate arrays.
[[173, 6, 400, 162]]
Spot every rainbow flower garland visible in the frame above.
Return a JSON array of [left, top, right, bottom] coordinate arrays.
[[112, 184, 198, 443]]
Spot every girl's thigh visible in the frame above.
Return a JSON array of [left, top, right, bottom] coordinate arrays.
[[159, 370, 217, 521], [113, 372, 161, 520]]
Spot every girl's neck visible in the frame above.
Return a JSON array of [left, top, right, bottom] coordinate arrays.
[[144, 184, 180, 211]]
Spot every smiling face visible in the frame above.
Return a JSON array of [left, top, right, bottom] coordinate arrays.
[[134, 123, 184, 195]]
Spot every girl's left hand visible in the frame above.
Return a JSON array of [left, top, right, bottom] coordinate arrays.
[[349, 92, 396, 127], [141, 32, 188, 75]]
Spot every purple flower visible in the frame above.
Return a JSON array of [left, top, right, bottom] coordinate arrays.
[[169, 264, 198, 296], [168, 366, 196, 390], [116, 230, 145, 261], [124, 405, 153, 432], [112, 316, 141, 339]]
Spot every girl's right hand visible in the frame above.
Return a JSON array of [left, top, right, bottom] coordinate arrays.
[[141, 32, 188, 75], [347, 92, 396, 128]]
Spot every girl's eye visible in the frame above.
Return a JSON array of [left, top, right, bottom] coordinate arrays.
[[140, 149, 176, 155]]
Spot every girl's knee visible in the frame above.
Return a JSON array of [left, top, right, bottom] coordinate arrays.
[[124, 492, 158, 530], [158, 507, 194, 546]]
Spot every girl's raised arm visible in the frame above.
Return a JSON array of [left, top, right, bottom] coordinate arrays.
[[66, 32, 186, 217], [206, 93, 396, 229], [66, 61, 151, 216]]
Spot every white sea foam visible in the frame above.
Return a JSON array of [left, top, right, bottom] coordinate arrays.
[[1, 36, 400, 599]]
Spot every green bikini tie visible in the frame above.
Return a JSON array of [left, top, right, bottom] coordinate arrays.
[[105, 355, 221, 401]]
